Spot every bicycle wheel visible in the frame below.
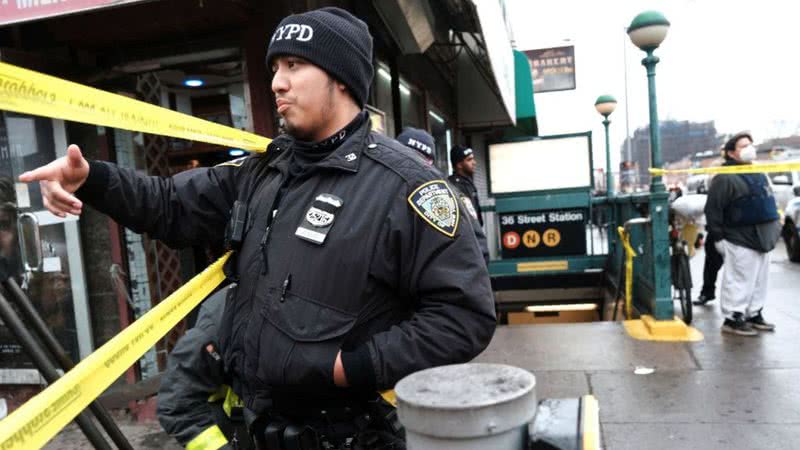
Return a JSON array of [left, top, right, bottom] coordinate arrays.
[[673, 251, 693, 325]]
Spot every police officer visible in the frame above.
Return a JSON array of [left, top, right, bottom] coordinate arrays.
[[396, 128, 489, 265], [19, 6, 495, 450], [396, 127, 435, 166], [158, 285, 252, 450], [448, 145, 483, 226]]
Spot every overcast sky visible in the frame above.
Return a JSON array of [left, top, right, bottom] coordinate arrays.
[[506, 0, 800, 172]]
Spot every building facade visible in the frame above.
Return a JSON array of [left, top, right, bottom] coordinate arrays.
[[621, 120, 720, 187]]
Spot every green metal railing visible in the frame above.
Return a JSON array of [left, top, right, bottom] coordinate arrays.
[[486, 188, 674, 321], [602, 192, 673, 320]]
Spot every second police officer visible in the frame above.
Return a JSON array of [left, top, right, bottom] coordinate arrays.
[[20, 7, 496, 449], [449, 145, 483, 227], [396, 127, 489, 265]]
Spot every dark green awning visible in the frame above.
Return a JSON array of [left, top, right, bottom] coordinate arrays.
[[505, 50, 538, 137]]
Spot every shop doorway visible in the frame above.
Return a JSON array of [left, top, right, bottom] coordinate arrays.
[[0, 114, 93, 381]]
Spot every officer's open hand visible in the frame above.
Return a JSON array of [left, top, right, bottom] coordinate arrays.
[[18, 144, 89, 218], [334, 350, 349, 387]]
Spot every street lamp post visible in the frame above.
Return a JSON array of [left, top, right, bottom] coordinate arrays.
[[627, 10, 670, 193], [595, 95, 617, 197], [627, 11, 672, 321]]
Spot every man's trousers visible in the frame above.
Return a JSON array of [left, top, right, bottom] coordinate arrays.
[[716, 239, 769, 319]]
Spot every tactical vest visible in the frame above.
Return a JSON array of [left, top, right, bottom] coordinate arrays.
[[724, 174, 779, 226]]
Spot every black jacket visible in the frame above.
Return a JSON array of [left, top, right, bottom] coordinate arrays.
[[448, 174, 483, 226], [157, 286, 242, 449], [77, 119, 496, 413]]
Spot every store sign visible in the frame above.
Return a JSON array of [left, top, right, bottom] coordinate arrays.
[[523, 46, 576, 93], [0, 0, 148, 26], [499, 208, 587, 258]]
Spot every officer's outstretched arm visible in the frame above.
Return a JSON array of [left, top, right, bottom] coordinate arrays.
[[346, 185, 496, 390], [26, 150, 249, 249]]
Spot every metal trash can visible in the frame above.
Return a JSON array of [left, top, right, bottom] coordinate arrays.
[[395, 363, 537, 450]]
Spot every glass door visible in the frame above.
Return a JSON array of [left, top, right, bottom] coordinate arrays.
[[0, 113, 93, 379]]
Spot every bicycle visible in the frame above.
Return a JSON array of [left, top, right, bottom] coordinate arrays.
[[668, 211, 693, 325]]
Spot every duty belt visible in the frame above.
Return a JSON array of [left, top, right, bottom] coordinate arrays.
[[247, 397, 404, 450]]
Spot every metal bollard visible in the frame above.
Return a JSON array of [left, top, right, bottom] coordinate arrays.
[[395, 363, 537, 450]]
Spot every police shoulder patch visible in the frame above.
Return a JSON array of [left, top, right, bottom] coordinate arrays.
[[459, 194, 479, 220], [408, 180, 460, 237]]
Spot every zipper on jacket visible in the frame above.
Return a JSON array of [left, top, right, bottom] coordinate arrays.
[[260, 176, 292, 274], [280, 274, 292, 302]]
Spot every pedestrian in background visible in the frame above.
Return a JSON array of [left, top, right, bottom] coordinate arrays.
[[695, 150, 726, 306], [704, 132, 781, 336]]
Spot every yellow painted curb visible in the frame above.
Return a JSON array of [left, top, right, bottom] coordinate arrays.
[[623, 315, 704, 342], [581, 395, 600, 450]]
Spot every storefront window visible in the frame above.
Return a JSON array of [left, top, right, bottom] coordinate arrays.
[[428, 109, 451, 174], [400, 79, 424, 131], [372, 62, 395, 137]]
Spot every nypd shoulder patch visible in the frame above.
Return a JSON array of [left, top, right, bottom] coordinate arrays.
[[459, 194, 479, 220], [408, 180, 459, 237]]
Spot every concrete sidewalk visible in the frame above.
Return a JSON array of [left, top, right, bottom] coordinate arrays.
[[476, 241, 800, 449]]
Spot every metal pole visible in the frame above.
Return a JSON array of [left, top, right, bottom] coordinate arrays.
[[0, 288, 112, 450], [643, 49, 664, 193], [640, 49, 672, 319], [2, 277, 134, 450], [603, 117, 616, 253], [603, 118, 614, 197]]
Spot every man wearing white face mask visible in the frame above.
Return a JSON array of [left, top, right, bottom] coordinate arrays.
[[705, 132, 781, 336]]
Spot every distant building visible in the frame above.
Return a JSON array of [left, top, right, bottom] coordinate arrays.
[[621, 120, 720, 186], [756, 135, 800, 160]]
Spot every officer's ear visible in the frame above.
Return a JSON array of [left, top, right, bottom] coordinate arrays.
[[332, 79, 359, 109]]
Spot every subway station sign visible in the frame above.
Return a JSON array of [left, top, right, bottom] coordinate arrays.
[[499, 208, 587, 258]]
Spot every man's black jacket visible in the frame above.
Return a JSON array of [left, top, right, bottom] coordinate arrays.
[[157, 286, 241, 449], [448, 174, 483, 226], [77, 120, 496, 412]]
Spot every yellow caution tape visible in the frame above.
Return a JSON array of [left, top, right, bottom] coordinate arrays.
[[379, 389, 398, 407], [0, 62, 271, 152], [186, 424, 228, 450], [650, 161, 800, 176], [617, 226, 636, 320], [0, 253, 230, 450]]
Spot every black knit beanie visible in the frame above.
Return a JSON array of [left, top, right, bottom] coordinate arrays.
[[450, 145, 474, 167], [266, 7, 374, 107], [397, 127, 435, 161]]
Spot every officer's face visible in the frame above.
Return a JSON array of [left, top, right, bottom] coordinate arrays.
[[459, 154, 477, 176], [271, 56, 338, 141]]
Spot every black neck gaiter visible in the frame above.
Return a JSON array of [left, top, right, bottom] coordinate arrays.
[[289, 111, 368, 177]]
